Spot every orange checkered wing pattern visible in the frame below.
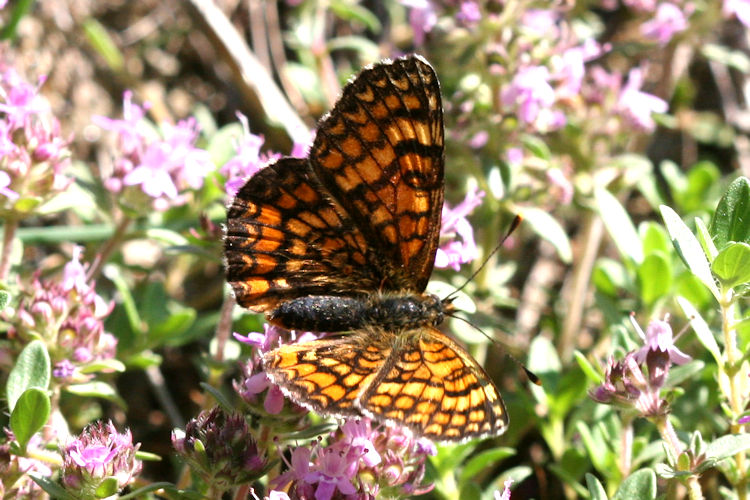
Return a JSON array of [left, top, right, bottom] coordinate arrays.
[[263, 327, 508, 442], [225, 55, 444, 310], [225, 157, 378, 312], [310, 56, 444, 292]]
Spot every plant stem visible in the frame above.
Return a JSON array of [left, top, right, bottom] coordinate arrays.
[[86, 215, 132, 282], [0, 218, 19, 281], [720, 288, 747, 500]]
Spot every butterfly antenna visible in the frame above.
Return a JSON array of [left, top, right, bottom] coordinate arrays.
[[448, 312, 541, 386], [444, 214, 523, 303]]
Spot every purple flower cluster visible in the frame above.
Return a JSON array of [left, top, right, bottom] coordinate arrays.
[[94, 91, 214, 211], [0, 432, 53, 497], [61, 421, 141, 496], [220, 113, 280, 198], [0, 62, 72, 214], [7, 247, 116, 382], [172, 407, 267, 492], [272, 418, 435, 499], [590, 315, 691, 417]]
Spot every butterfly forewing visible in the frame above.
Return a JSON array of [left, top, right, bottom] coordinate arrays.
[[310, 56, 445, 292], [225, 158, 380, 311]]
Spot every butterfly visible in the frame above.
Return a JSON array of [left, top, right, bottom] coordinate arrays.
[[224, 54, 508, 441]]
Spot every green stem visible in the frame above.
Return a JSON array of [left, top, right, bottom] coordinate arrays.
[[686, 476, 704, 500], [0, 218, 19, 281], [720, 288, 747, 500]]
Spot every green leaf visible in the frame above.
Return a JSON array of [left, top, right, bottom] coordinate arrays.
[[705, 434, 750, 461], [79, 358, 126, 374], [573, 350, 603, 383], [675, 299, 718, 366], [145, 228, 189, 247], [17, 223, 114, 243], [135, 450, 162, 462], [585, 473, 609, 500], [711, 242, 750, 289], [10, 388, 50, 450], [702, 43, 750, 73], [118, 483, 182, 500], [612, 468, 657, 500], [520, 207, 572, 263], [710, 176, 750, 249], [326, 37, 381, 62], [104, 264, 144, 336], [521, 134, 551, 160], [640, 222, 670, 256], [208, 122, 245, 168], [94, 477, 120, 498], [30, 473, 78, 500], [637, 252, 672, 305], [459, 448, 515, 486], [7, 340, 50, 411], [200, 383, 234, 411], [0, 290, 10, 310], [82, 18, 124, 72], [65, 381, 125, 407], [151, 308, 197, 346], [430, 441, 478, 475], [660, 205, 720, 301], [329, 0, 381, 32], [0, 0, 35, 40], [597, 189, 643, 264], [593, 258, 629, 296], [677, 161, 721, 212], [695, 217, 718, 261]]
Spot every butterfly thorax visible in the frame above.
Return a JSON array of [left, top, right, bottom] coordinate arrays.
[[267, 293, 449, 333]]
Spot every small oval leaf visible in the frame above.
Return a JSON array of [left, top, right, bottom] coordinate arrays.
[[709, 176, 750, 249], [10, 388, 50, 450], [7, 340, 51, 411], [711, 242, 750, 289]]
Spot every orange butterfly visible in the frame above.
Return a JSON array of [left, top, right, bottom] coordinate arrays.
[[225, 55, 507, 441]]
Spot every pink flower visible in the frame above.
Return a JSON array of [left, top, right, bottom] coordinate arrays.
[[555, 39, 608, 97], [502, 66, 555, 124], [303, 447, 358, 500], [546, 168, 574, 205], [456, 1, 481, 26], [521, 9, 560, 37], [436, 186, 485, 270], [0, 69, 49, 129], [0, 170, 18, 199], [62, 246, 89, 294], [723, 0, 750, 26], [641, 3, 689, 45], [220, 113, 275, 197], [400, 0, 438, 45], [237, 369, 285, 414], [623, 0, 657, 11], [495, 479, 514, 500], [96, 92, 213, 210], [617, 68, 668, 131], [61, 421, 141, 492], [632, 314, 691, 366]]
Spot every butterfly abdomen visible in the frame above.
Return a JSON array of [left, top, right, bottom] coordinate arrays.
[[268, 293, 445, 332]]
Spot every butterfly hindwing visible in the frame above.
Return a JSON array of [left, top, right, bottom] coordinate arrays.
[[262, 334, 387, 417], [359, 327, 508, 441]]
